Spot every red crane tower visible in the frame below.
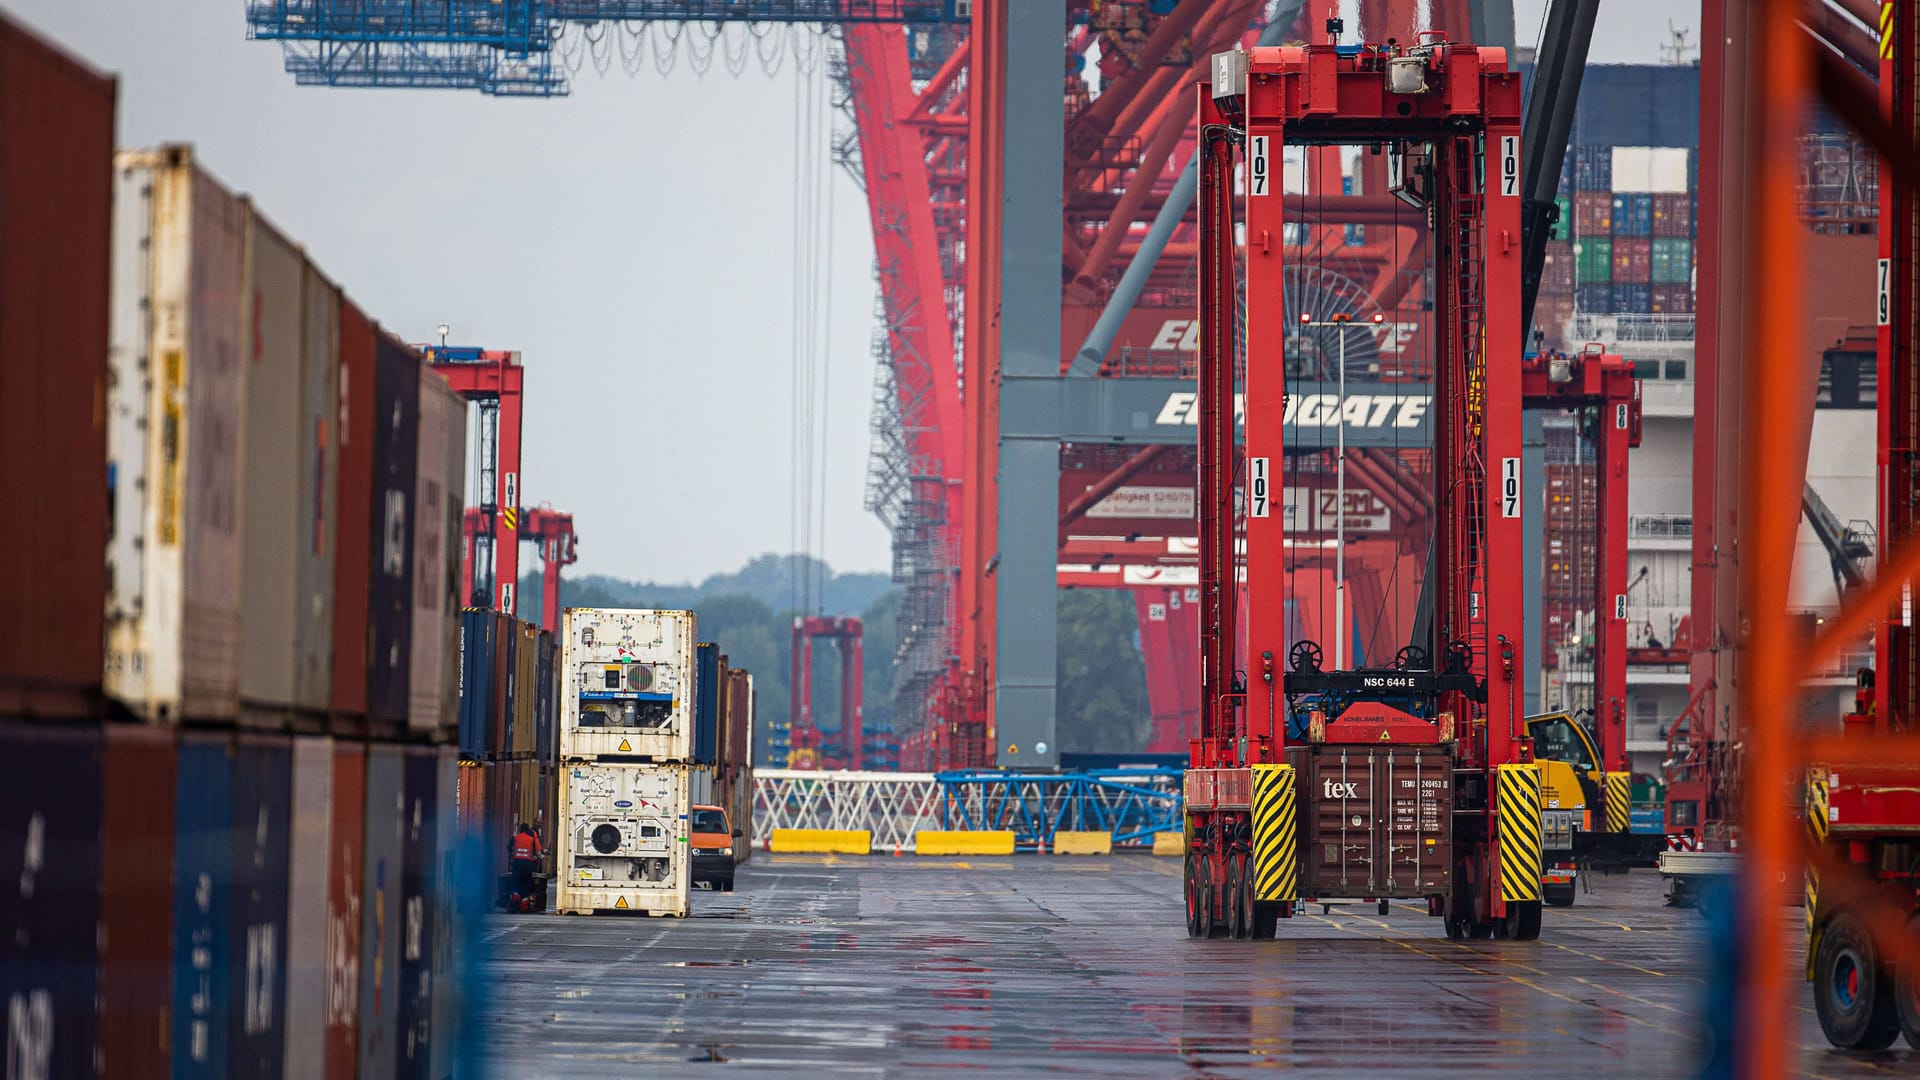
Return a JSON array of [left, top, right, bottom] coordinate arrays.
[[462, 504, 577, 631], [422, 346, 524, 614], [789, 616, 865, 771], [1186, 38, 1542, 941]]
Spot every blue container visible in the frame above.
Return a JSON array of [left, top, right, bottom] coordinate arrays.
[[1630, 807, 1666, 835], [693, 642, 720, 766], [428, 748, 460, 1080], [534, 629, 555, 763], [360, 744, 405, 1080], [1610, 192, 1653, 236], [1575, 284, 1611, 313], [396, 747, 440, 1079], [1612, 283, 1653, 312], [458, 609, 499, 758], [174, 732, 234, 1080], [0, 721, 102, 1080], [229, 735, 292, 1079]]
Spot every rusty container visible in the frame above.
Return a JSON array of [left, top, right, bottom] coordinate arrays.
[[512, 620, 538, 755], [237, 209, 310, 728], [0, 720, 104, 1077], [100, 723, 177, 1079], [0, 19, 114, 718], [229, 733, 293, 1078], [359, 743, 405, 1080], [284, 737, 333, 1080], [366, 334, 419, 726], [331, 298, 376, 726], [1291, 744, 1453, 899], [324, 741, 366, 1080], [106, 148, 248, 725]]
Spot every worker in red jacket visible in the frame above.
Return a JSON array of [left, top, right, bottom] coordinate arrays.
[[510, 822, 543, 912]]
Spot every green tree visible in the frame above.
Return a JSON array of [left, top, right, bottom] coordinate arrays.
[[1056, 589, 1151, 753]]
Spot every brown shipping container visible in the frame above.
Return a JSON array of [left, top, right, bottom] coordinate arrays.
[[513, 621, 538, 755], [485, 759, 522, 876], [408, 369, 466, 738], [284, 737, 332, 1080], [0, 19, 114, 717], [100, 724, 177, 1079], [456, 762, 488, 842], [1292, 745, 1453, 899], [1651, 192, 1692, 238], [106, 148, 248, 724], [324, 741, 365, 1080], [331, 298, 376, 723], [238, 209, 311, 724]]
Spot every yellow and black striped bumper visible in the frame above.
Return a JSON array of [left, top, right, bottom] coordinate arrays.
[[1496, 763, 1544, 903], [1603, 771, 1632, 834], [1251, 762, 1297, 903]]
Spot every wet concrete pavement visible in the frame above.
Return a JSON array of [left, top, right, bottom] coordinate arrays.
[[473, 854, 1918, 1077]]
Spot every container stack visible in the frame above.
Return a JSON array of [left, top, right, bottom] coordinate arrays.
[[0, 16, 471, 1076], [1535, 143, 1697, 350], [455, 611, 560, 907], [1540, 426, 1601, 671], [555, 609, 711, 916]]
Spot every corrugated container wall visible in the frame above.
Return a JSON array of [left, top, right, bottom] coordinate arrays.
[[100, 725, 176, 1079], [534, 630, 556, 761], [458, 610, 499, 758], [367, 334, 419, 724], [556, 762, 691, 916], [238, 211, 312, 723], [331, 299, 377, 724], [559, 609, 699, 761], [107, 148, 248, 724], [694, 643, 720, 766], [409, 370, 466, 739], [298, 269, 340, 709], [513, 620, 538, 755], [0, 722, 104, 1077], [0, 18, 114, 718]]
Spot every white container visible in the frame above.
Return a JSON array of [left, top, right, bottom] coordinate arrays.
[[106, 147, 247, 723], [556, 762, 690, 916], [559, 608, 697, 761], [283, 737, 332, 1080], [407, 368, 466, 738]]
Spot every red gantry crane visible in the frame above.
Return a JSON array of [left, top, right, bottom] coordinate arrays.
[[1185, 35, 1543, 940], [788, 615, 865, 770]]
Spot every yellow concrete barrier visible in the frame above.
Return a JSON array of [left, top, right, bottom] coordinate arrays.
[[1152, 832, 1186, 856], [1053, 831, 1112, 855], [769, 828, 872, 854], [914, 830, 1016, 856]]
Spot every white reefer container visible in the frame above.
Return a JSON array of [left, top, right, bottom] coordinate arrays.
[[556, 762, 691, 916], [407, 366, 466, 739], [106, 147, 247, 723], [560, 608, 697, 760]]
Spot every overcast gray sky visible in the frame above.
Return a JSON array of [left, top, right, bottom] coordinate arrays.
[[13, 2, 1695, 582]]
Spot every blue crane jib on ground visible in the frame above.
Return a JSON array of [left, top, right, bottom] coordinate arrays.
[[245, 1, 971, 95]]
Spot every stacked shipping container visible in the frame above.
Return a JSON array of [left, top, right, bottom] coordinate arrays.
[[0, 16, 470, 1077], [456, 609, 560, 908], [1536, 145, 1696, 349]]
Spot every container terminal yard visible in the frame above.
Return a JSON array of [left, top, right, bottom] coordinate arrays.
[[0, 0, 1916, 1077]]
